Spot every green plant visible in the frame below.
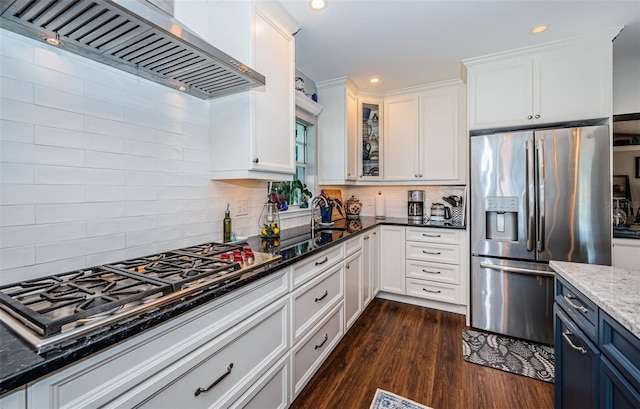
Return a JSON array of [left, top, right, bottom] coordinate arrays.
[[291, 178, 312, 208], [312, 193, 344, 217], [292, 179, 312, 198]]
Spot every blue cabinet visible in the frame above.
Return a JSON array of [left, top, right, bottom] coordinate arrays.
[[554, 276, 640, 409]]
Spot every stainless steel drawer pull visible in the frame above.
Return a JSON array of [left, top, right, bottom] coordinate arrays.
[[562, 330, 586, 355], [564, 295, 588, 314], [422, 288, 442, 294], [422, 269, 441, 274], [315, 290, 329, 302], [315, 257, 329, 266], [422, 251, 441, 255], [314, 333, 328, 350], [422, 234, 441, 238], [194, 363, 234, 396]]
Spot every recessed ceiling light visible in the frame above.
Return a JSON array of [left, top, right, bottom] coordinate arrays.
[[370, 78, 380, 84], [531, 25, 547, 34], [309, 0, 327, 11]]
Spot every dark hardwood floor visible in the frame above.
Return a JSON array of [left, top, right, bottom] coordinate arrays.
[[290, 298, 554, 409]]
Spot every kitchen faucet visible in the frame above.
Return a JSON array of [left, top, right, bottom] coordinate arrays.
[[309, 195, 329, 235]]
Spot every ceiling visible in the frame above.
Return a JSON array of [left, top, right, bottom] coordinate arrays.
[[279, 0, 640, 93]]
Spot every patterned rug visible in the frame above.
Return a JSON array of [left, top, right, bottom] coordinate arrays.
[[461, 328, 554, 383], [369, 389, 433, 409]]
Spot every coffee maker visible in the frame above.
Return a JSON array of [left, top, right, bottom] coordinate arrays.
[[407, 190, 425, 222]]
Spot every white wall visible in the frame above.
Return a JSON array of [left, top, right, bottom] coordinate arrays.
[[613, 61, 640, 115], [0, 30, 306, 285]]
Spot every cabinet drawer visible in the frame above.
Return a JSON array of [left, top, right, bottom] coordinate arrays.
[[406, 260, 460, 285], [291, 245, 344, 289], [291, 303, 344, 398], [291, 264, 343, 344], [406, 227, 460, 245], [555, 277, 598, 343], [406, 242, 459, 265], [230, 355, 288, 409], [111, 298, 289, 409], [600, 311, 640, 393], [344, 235, 363, 257], [405, 278, 462, 304]]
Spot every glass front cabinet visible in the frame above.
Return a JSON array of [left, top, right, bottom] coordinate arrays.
[[359, 97, 383, 180]]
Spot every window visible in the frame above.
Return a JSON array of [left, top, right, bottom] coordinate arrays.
[[270, 121, 311, 208]]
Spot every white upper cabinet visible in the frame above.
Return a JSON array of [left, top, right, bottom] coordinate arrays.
[[317, 78, 359, 184], [384, 81, 466, 183], [465, 30, 620, 131], [209, 2, 297, 180]]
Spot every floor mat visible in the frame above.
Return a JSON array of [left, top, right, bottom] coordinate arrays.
[[369, 389, 433, 409], [462, 328, 554, 383]]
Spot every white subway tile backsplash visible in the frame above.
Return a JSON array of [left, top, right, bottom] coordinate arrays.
[[85, 116, 155, 143], [36, 202, 126, 224], [86, 185, 157, 202], [0, 205, 35, 227], [183, 148, 209, 163], [1, 141, 85, 166], [126, 227, 183, 247], [157, 186, 213, 200], [126, 155, 158, 172], [36, 234, 125, 264], [35, 86, 124, 122], [157, 213, 185, 228], [0, 246, 35, 270], [1, 221, 86, 248], [183, 222, 216, 238], [0, 257, 87, 286], [126, 140, 183, 160], [1, 77, 34, 103], [122, 77, 186, 109], [1, 163, 34, 184], [85, 82, 154, 114], [126, 171, 183, 187], [125, 107, 183, 134], [35, 126, 126, 153], [0, 120, 34, 143], [156, 130, 205, 150], [35, 165, 124, 185], [1, 185, 86, 205], [0, 54, 83, 95], [126, 200, 184, 217], [87, 215, 157, 237], [1, 99, 84, 131], [0, 30, 33, 63], [85, 151, 128, 170]]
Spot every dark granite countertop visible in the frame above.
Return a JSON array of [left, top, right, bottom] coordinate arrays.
[[0, 216, 464, 395]]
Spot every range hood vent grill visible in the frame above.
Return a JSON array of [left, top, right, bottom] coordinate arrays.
[[0, 0, 266, 99]]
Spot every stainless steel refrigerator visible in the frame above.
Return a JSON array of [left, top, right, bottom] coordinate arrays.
[[470, 124, 611, 345]]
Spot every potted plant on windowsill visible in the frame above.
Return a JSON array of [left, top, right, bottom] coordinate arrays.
[[312, 193, 344, 224], [292, 179, 313, 208]]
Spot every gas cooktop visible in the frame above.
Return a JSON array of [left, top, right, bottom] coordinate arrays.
[[0, 242, 280, 353]]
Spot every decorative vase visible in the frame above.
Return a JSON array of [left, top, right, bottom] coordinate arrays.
[[345, 195, 362, 220], [320, 204, 333, 223], [258, 202, 281, 238]]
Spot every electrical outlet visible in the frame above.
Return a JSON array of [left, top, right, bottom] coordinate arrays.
[[236, 199, 248, 216], [367, 196, 374, 206]]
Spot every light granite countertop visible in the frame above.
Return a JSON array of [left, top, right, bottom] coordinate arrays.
[[550, 261, 640, 339]]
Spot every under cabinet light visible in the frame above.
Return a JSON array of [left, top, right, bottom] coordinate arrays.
[[531, 25, 547, 34], [309, 0, 327, 11]]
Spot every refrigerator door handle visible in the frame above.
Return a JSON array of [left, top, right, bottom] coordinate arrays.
[[479, 262, 555, 277], [526, 139, 535, 252], [536, 139, 545, 253]]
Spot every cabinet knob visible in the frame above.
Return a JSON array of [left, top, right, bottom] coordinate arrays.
[[535, 114, 540, 119], [415, 174, 419, 178], [527, 115, 533, 120], [347, 172, 351, 176], [253, 157, 259, 164], [419, 174, 423, 178]]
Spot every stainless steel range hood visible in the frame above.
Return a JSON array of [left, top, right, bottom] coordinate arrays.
[[0, 0, 266, 99]]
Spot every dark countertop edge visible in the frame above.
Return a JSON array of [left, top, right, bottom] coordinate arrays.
[[613, 233, 640, 240], [0, 217, 465, 395]]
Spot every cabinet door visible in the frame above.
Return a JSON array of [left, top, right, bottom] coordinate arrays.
[[600, 356, 640, 409], [612, 240, 639, 269], [344, 251, 362, 329], [534, 41, 612, 125], [346, 88, 359, 181], [555, 305, 600, 409], [0, 387, 25, 409], [362, 232, 372, 307], [419, 84, 464, 182], [359, 98, 383, 180], [468, 57, 533, 130], [379, 225, 406, 294], [371, 229, 380, 296], [383, 95, 419, 181], [253, 10, 295, 174]]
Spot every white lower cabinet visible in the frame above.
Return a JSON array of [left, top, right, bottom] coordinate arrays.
[[0, 387, 25, 409], [290, 302, 344, 399], [371, 228, 380, 296], [613, 238, 640, 269], [230, 355, 289, 409], [27, 270, 289, 409], [379, 225, 406, 294], [344, 250, 363, 329]]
